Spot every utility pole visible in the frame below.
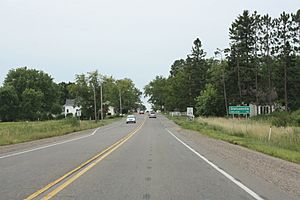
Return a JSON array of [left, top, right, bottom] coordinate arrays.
[[119, 88, 122, 116], [93, 85, 97, 122], [100, 83, 103, 120]]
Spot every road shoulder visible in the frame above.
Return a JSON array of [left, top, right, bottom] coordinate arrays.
[[160, 115, 300, 199]]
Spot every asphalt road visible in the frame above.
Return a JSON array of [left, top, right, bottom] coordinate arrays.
[[0, 115, 297, 200]]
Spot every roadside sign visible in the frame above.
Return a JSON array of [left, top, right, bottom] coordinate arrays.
[[229, 106, 250, 115], [187, 107, 193, 116], [76, 110, 81, 117]]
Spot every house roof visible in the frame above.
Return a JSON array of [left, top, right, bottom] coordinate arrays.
[[65, 99, 76, 107]]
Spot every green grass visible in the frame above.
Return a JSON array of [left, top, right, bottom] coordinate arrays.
[[168, 116, 300, 164], [0, 117, 121, 146]]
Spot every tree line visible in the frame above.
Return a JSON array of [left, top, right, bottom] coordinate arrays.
[[0, 67, 143, 121], [144, 10, 300, 116]]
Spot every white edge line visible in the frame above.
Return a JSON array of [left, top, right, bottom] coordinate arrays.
[[0, 127, 102, 159], [0, 120, 125, 159], [166, 128, 264, 200]]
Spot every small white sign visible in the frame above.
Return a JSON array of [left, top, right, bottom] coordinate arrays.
[[187, 107, 193, 116], [76, 110, 81, 117]]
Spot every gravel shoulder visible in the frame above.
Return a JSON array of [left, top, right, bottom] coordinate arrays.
[[160, 115, 300, 199]]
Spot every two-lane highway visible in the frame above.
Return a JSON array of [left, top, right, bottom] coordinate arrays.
[[0, 114, 297, 200], [49, 116, 256, 200]]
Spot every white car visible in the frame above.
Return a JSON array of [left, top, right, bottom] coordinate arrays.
[[148, 111, 156, 118], [126, 115, 136, 124]]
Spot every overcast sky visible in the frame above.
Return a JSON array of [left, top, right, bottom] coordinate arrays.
[[0, 0, 299, 106]]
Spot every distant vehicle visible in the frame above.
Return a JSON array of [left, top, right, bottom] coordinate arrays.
[[139, 110, 145, 114], [126, 115, 136, 124], [148, 111, 156, 118]]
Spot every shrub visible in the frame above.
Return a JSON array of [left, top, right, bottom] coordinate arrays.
[[66, 113, 74, 118], [251, 114, 273, 123], [195, 84, 224, 116], [291, 109, 300, 126], [55, 114, 65, 120], [65, 117, 80, 127], [271, 111, 291, 127]]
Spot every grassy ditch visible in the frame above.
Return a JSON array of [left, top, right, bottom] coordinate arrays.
[[168, 116, 300, 164], [0, 117, 121, 146]]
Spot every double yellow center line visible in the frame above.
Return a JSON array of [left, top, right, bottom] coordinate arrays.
[[25, 117, 146, 200]]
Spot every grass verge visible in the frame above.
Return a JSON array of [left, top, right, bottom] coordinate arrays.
[[168, 116, 300, 164], [0, 117, 121, 146]]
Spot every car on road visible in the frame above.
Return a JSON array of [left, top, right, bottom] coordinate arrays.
[[139, 110, 145, 114], [126, 115, 136, 124], [148, 111, 156, 118]]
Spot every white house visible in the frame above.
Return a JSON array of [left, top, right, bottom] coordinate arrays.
[[107, 106, 115, 116], [64, 99, 81, 117]]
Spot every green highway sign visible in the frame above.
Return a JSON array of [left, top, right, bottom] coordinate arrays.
[[229, 106, 250, 114]]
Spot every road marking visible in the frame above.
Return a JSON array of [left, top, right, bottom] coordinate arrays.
[[166, 129, 264, 200], [25, 118, 146, 200], [0, 121, 123, 159]]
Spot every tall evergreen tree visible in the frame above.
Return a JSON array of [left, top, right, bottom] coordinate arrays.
[[169, 59, 186, 77], [229, 10, 256, 103], [186, 38, 208, 107], [258, 14, 276, 110], [274, 12, 295, 110]]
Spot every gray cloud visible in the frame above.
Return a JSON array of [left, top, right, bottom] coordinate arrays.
[[0, 0, 299, 94]]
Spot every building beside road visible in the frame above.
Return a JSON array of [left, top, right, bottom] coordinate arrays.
[[64, 99, 81, 117], [107, 106, 115, 116], [63, 99, 116, 118]]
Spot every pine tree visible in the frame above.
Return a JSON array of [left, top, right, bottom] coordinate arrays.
[[229, 10, 256, 103], [258, 14, 275, 111], [274, 12, 294, 111], [186, 38, 208, 107]]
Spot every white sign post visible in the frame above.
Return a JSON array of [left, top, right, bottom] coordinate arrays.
[[187, 107, 193, 116], [187, 107, 194, 120], [76, 110, 81, 117]]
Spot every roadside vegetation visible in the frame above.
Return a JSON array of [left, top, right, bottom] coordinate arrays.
[[0, 117, 120, 146], [0, 68, 144, 145], [168, 114, 300, 164], [0, 68, 145, 122], [145, 10, 300, 114], [145, 9, 300, 163]]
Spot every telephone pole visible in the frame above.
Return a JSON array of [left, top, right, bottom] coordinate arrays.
[[100, 83, 103, 120], [119, 88, 122, 116], [93, 85, 97, 122]]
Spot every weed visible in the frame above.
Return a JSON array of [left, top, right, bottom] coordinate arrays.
[[168, 115, 300, 164], [0, 118, 120, 146]]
